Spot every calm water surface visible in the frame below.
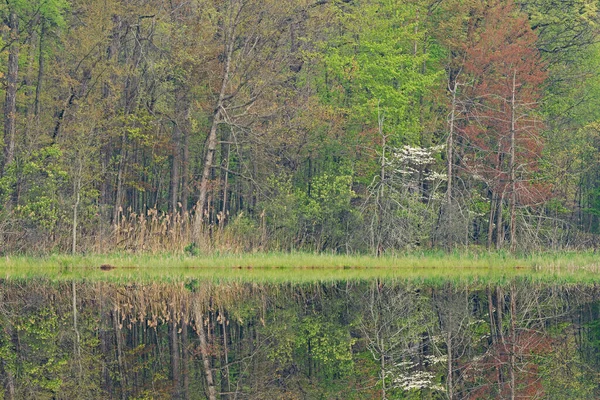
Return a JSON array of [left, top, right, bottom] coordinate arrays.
[[1, 272, 599, 399]]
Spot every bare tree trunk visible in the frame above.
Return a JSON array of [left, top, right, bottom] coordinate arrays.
[[181, 137, 190, 215], [25, 20, 37, 119], [181, 116, 190, 214], [487, 286, 496, 345], [447, 78, 458, 202], [446, 325, 454, 399], [509, 70, 517, 252], [380, 336, 386, 400], [112, 309, 127, 400], [113, 132, 127, 225], [72, 281, 83, 377], [2, 325, 15, 400], [72, 189, 80, 254], [194, 4, 238, 242], [376, 104, 386, 256], [169, 319, 181, 399], [2, 366, 15, 400], [181, 314, 190, 400], [34, 22, 45, 120], [220, 308, 231, 398], [196, 314, 217, 400], [219, 130, 231, 231], [72, 161, 83, 254], [509, 285, 517, 400], [488, 191, 497, 250], [489, 285, 502, 392], [170, 123, 182, 214], [100, 302, 112, 395], [2, 11, 19, 174], [496, 191, 505, 250], [496, 286, 504, 344]]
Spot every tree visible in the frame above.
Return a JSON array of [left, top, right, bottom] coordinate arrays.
[[321, 0, 441, 253], [0, 0, 68, 173], [192, 0, 305, 241], [462, 0, 548, 250]]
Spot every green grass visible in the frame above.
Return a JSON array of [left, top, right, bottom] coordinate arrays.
[[1, 250, 599, 283]]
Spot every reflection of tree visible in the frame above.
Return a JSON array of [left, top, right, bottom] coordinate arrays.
[[459, 282, 573, 399], [359, 280, 435, 399], [430, 283, 476, 399], [1, 280, 600, 399]]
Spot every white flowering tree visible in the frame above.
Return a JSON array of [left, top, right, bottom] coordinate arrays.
[[366, 143, 447, 253]]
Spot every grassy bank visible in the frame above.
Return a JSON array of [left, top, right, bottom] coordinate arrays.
[[1, 250, 600, 283]]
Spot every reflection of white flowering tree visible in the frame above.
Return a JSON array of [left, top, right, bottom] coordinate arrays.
[[392, 362, 446, 394], [359, 281, 440, 399]]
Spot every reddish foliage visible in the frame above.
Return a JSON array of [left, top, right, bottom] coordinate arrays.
[[461, 329, 553, 399], [461, 0, 549, 205]]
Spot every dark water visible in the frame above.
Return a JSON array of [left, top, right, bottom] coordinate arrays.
[[1, 278, 599, 399]]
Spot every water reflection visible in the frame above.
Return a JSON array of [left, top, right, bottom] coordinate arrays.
[[0, 279, 599, 399]]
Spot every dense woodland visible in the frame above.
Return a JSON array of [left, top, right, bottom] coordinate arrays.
[[2, 0, 600, 253], [1, 279, 599, 399]]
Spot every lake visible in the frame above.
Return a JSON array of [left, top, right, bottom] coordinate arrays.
[[1, 267, 599, 399]]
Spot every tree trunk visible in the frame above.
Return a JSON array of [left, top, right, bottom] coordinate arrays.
[[72, 161, 82, 254], [169, 319, 181, 399], [113, 132, 127, 225], [446, 324, 454, 399], [488, 191, 497, 250], [487, 286, 496, 345], [496, 286, 504, 344], [170, 123, 182, 214], [509, 69, 517, 252], [509, 285, 517, 400], [496, 191, 505, 250], [193, 15, 235, 242], [112, 309, 127, 400], [181, 315, 190, 400], [100, 302, 112, 395], [2, 11, 19, 174], [196, 314, 217, 400], [72, 281, 83, 377], [2, 365, 15, 400], [2, 324, 16, 400], [380, 336, 386, 400], [447, 78, 458, 202], [220, 308, 231, 398], [181, 113, 191, 214], [376, 104, 386, 256], [219, 130, 231, 231], [34, 22, 45, 120]]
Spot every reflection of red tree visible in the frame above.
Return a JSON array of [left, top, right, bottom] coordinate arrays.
[[461, 0, 548, 249], [462, 329, 553, 399]]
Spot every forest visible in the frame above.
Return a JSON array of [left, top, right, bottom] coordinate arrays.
[[1, 0, 600, 254]]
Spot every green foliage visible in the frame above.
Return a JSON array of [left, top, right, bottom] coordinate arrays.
[[297, 316, 355, 378], [184, 242, 199, 256], [262, 173, 358, 251], [224, 212, 259, 248], [539, 334, 598, 399], [0, 278, 600, 398], [0, 0, 599, 254], [321, 0, 441, 145], [12, 146, 68, 232], [1, 307, 68, 397]]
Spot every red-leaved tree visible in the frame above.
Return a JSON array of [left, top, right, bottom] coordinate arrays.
[[462, 0, 548, 250]]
